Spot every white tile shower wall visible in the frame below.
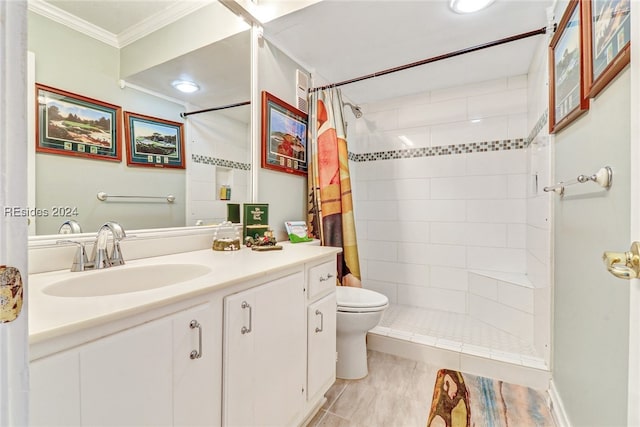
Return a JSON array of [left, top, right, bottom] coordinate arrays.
[[526, 36, 552, 364], [468, 271, 534, 342], [187, 112, 250, 225], [351, 77, 530, 324]]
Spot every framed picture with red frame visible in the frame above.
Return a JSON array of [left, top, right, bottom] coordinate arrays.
[[35, 84, 122, 161], [261, 91, 308, 176], [124, 111, 185, 169], [582, 0, 631, 98], [549, 0, 590, 133]]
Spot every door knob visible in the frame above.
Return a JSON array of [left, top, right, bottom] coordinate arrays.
[[603, 242, 640, 280]]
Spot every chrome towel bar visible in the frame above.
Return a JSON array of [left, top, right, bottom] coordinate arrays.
[[543, 166, 612, 196], [97, 192, 176, 203]]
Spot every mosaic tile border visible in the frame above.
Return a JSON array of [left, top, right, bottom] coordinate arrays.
[[192, 154, 251, 170], [348, 138, 526, 162], [525, 109, 548, 146]]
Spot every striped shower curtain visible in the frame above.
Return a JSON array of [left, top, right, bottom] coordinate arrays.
[[307, 88, 361, 287]]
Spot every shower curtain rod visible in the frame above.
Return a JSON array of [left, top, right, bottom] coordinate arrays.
[[180, 100, 251, 118], [309, 26, 548, 92]]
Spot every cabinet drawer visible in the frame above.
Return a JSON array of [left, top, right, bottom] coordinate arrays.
[[307, 259, 337, 300]]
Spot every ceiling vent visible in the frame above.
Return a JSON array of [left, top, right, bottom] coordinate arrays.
[[296, 69, 309, 113]]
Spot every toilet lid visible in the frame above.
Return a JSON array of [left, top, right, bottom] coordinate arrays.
[[336, 286, 389, 312]]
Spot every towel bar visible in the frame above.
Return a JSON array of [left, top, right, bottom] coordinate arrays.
[[543, 166, 612, 196]]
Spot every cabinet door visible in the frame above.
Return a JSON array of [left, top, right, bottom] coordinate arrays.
[[80, 318, 174, 426], [223, 272, 306, 426], [79, 303, 215, 427], [307, 292, 337, 401], [30, 350, 81, 426], [223, 288, 255, 426], [172, 304, 219, 426]]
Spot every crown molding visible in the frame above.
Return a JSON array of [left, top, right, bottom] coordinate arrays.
[[28, 0, 213, 49], [28, 0, 119, 48], [117, 1, 212, 48]]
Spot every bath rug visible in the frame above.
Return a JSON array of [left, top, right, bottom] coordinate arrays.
[[427, 369, 555, 427]]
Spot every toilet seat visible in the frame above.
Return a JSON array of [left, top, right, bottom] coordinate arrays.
[[336, 286, 389, 313]]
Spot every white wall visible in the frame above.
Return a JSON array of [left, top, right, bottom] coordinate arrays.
[[350, 76, 545, 346], [552, 69, 631, 427], [257, 38, 309, 240]]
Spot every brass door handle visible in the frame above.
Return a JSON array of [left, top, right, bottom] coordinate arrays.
[[603, 242, 640, 280]]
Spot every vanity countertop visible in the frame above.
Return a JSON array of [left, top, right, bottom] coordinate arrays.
[[29, 243, 341, 347]]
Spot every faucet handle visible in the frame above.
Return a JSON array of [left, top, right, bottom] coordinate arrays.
[[57, 240, 89, 272]]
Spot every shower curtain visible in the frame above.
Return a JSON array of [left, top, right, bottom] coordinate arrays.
[[307, 88, 361, 287]]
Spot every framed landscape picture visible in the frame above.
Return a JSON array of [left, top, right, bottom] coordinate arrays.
[[549, 0, 589, 133], [124, 111, 185, 169], [36, 84, 122, 161], [583, 0, 631, 98], [261, 91, 308, 176]]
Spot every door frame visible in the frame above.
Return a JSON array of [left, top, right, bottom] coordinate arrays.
[[629, 1, 639, 425]]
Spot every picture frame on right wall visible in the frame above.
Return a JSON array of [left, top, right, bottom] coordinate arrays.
[[261, 91, 308, 177], [583, 0, 631, 98], [549, 0, 590, 133]]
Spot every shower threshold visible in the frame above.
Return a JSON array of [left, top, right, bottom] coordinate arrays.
[[366, 303, 550, 390]]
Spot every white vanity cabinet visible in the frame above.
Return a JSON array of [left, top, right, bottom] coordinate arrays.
[[306, 292, 337, 403], [223, 271, 307, 426], [29, 247, 341, 427], [222, 257, 338, 427], [30, 348, 81, 426], [305, 259, 337, 408], [30, 303, 217, 426]]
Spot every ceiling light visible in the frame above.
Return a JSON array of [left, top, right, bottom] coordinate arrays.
[[172, 80, 200, 93], [449, 0, 495, 14]]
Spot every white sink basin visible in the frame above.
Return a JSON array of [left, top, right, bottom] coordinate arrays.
[[43, 264, 212, 297]]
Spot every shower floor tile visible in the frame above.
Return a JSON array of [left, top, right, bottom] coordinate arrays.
[[372, 303, 543, 367]]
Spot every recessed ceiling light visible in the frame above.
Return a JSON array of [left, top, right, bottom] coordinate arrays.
[[449, 0, 495, 14], [172, 80, 200, 93]]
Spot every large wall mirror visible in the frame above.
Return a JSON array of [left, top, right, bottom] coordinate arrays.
[[27, 1, 252, 237]]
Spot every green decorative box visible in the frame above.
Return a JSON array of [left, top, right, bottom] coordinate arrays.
[[243, 203, 269, 239]]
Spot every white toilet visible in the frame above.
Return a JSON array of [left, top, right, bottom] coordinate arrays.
[[335, 286, 389, 379]]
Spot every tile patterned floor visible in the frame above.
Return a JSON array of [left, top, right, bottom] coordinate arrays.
[[370, 304, 547, 369], [307, 350, 554, 427], [307, 351, 438, 426]]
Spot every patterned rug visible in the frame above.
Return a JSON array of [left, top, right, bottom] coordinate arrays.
[[427, 369, 555, 427]]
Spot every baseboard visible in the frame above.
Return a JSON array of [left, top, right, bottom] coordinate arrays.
[[548, 379, 571, 427]]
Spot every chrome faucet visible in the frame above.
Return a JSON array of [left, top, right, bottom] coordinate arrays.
[[58, 222, 126, 272], [57, 240, 89, 272], [90, 221, 126, 269], [58, 219, 83, 234]]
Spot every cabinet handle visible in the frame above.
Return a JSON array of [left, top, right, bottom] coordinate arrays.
[[319, 273, 334, 282], [241, 301, 252, 334], [189, 320, 202, 360], [315, 309, 324, 333]]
